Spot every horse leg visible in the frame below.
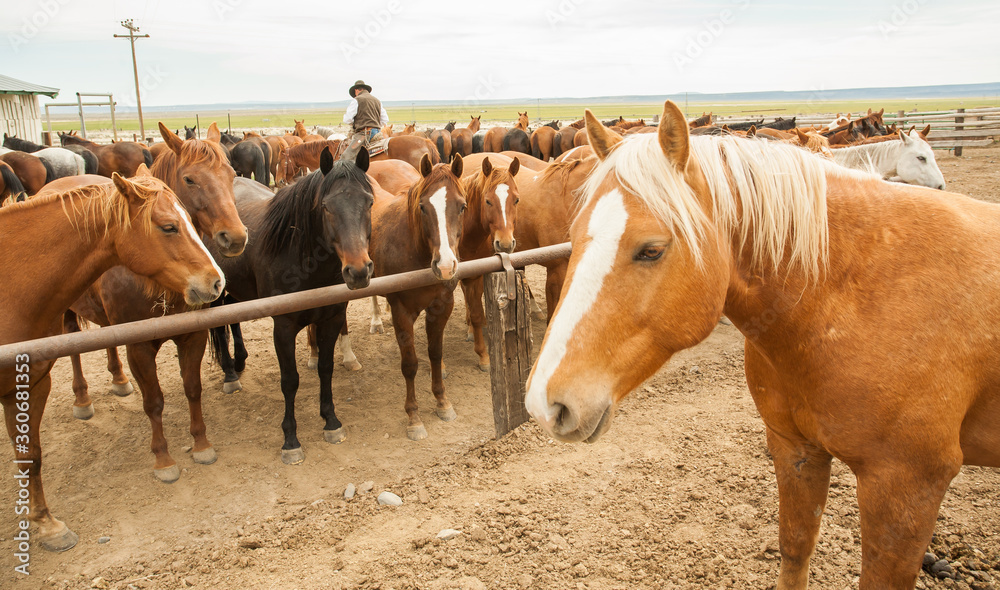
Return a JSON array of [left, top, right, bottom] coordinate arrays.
[[176, 331, 216, 466], [461, 277, 489, 371], [231, 320, 248, 374], [425, 291, 457, 422], [107, 346, 133, 397], [766, 428, 833, 590], [544, 261, 568, 323], [63, 310, 94, 420], [210, 324, 241, 394], [3, 374, 79, 552], [306, 324, 319, 370], [369, 295, 384, 334], [126, 341, 179, 483], [854, 453, 960, 589], [273, 320, 305, 464], [316, 314, 346, 443], [389, 301, 424, 440], [338, 320, 362, 371]]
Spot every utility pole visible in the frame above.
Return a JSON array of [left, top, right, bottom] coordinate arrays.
[[115, 19, 149, 141]]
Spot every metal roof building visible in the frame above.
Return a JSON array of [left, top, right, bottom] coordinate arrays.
[[1, 74, 59, 144]]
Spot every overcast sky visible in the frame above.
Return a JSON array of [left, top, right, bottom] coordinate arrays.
[[3, 0, 998, 109]]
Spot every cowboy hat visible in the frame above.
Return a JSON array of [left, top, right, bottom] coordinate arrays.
[[348, 79, 372, 97]]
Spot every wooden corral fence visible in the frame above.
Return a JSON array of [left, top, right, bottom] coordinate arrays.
[[0, 243, 572, 437]]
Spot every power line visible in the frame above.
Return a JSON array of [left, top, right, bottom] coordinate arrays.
[[114, 19, 150, 141]]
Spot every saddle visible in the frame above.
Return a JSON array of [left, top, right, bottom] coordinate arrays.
[[365, 133, 387, 157]]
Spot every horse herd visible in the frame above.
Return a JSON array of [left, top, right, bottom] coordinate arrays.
[[0, 100, 993, 590]]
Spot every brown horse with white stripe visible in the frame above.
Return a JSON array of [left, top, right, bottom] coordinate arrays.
[[525, 101, 1000, 590]]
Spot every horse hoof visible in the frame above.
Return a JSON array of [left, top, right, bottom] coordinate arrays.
[[343, 359, 362, 372], [369, 325, 384, 335], [281, 447, 305, 465], [153, 464, 181, 484], [192, 447, 218, 465], [323, 428, 346, 444], [307, 357, 318, 370], [110, 381, 133, 397], [39, 525, 79, 553], [436, 406, 457, 422], [406, 425, 428, 441], [72, 404, 94, 420], [478, 363, 490, 373], [719, 316, 733, 326], [465, 332, 474, 342], [222, 380, 242, 394]]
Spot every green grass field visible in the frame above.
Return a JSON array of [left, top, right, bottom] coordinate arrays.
[[44, 97, 1000, 135]]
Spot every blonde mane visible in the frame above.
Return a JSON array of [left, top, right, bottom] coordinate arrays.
[[830, 139, 904, 176], [582, 134, 875, 281]]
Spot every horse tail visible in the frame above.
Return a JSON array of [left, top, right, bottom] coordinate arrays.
[[254, 147, 268, 187], [259, 144, 271, 186], [72, 153, 86, 175], [143, 148, 154, 168], [530, 133, 541, 160], [40, 157, 56, 184], [502, 132, 511, 152], [472, 133, 483, 154], [0, 163, 27, 202], [80, 149, 99, 174], [435, 135, 446, 163]]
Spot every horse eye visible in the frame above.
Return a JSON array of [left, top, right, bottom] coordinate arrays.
[[459, 204, 467, 214], [419, 204, 426, 213], [183, 176, 196, 185], [634, 244, 665, 262], [160, 224, 179, 235], [485, 200, 492, 206], [515, 198, 520, 205], [917, 156, 927, 163]]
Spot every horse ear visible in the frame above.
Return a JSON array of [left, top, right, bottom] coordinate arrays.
[[796, 128, 809, 144], [450, 153, 464, 179], [419, 153, 433, 177], [320, 146, 334, 175], [481, 156, 493, 176], [584, 109, 621, 160], [898, 130, 912, 144], [134, 163, 152, 177], [354, 145, 370, 172], [920, 124, 931, 138], [159, 122, 184, 155], [658, 100, 690, 169], [509, 157, 520, 177], [747, 125, 757, 138], [207, 122, 221, 144], [111, 172, 136, 201]]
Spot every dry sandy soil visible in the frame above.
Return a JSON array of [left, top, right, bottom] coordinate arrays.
[[1, 145, 999, 590]]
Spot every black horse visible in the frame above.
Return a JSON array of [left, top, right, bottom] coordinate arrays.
[[208, 146, 374, 465], [502, 128, 531, 155], [184, 125, 197, 140], [228, 140, 269, 186]]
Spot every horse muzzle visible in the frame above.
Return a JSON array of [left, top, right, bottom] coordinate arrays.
[[343, 260, 374, 290], [493, 237, 516, 254], [214, 228, 248, 257], [185, 273, 225, 306]]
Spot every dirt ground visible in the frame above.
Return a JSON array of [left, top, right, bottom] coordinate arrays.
[[2, 145, 999, 590]]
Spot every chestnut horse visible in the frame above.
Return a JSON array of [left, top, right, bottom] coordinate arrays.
[[429, 128, 452, 164], [59, 132, 152, 177], [530, 125, 556, 162], [483, 126, 506, 152], [369, 154, 467, 440], [294, 119, 326, 143], [0, 150, 49, 195], [0, 160, 27, 204], [455, 155, 521, 370], [450, 115, 481, 158], [281, 139, 342, 180], [551, 126, 578, 159], [0, 171, 223, 552], [525, 101, 1000, 590], [208, 147, 374, 465], [47, 125, 246, 482]]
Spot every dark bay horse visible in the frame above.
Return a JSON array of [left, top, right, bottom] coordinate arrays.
[[59, 132, 152, 177], [0, 160, 27, 204], [525, 101, 1000, 589], [45, 124, 246, 482], [0, 170, 223, 552], [208, 146, 374, 465], [369, 153, 467, 440], [229, 139, 269, 186]]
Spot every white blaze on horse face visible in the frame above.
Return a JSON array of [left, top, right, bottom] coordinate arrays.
[[525, 189, 629, 424], [495, 183, 510, 227], [428, 187, 458, 277], [174, 202, 226, 291]]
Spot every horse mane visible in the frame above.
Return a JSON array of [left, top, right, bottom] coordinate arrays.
[[582, 134, 880, 282], [257, 160, 372, 260], [539, 158, 588, 184], [466, 163, 516, 215], [406, 164, 458, 249], [829, 138, 903, 176], [150, 138, 229, 180]]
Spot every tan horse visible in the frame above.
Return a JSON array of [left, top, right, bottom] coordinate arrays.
[[483, 126, 506, 152], [515, 111, 529, 131], [294, 119, 326, 143], [450, 115, 481, 158], [0, 170, 223, 552], [369, 154, 467, 440], [530, 126, 556, 162], [525, 101, 1000, 590]]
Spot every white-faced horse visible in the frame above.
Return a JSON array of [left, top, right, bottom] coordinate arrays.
[[525, 101, 999, 590], [831, 130, 945, 189]]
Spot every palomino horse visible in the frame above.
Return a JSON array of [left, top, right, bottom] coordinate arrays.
[[830, 130, 945, 189], [0, 161, 27, 204], [209, 147, 374, 465], [370, 153, 467, 440], [450, 115, 481, 158], [456, 155, 521, 370], [59, 132, 152, 177], [0, 171, 223, 552], [525, 101, 1000, 590], [48, 125, 245, 482]]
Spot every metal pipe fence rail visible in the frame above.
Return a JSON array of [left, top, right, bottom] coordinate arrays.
[[0, 243, 572, 370]]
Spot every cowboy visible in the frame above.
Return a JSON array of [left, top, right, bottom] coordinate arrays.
[[343, 79, 388, 144]]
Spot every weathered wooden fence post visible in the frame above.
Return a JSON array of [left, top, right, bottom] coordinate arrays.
[[955, 108, 965, 157], [484, 254, 532, 438]]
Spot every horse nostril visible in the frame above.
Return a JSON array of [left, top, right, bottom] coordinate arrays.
[[366, 260, 374, 275], [213, 279, 223, 294]]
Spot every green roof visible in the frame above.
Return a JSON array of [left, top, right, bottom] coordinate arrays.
[[0, 74, 59, 98]]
